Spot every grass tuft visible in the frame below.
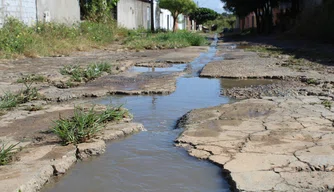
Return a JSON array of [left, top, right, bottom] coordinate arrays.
[[52, 106, 129, 145], [60, 62, 112, 83], [0, 142, 19, 166]]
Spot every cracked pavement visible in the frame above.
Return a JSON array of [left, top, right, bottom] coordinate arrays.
[[176, 96, 334, 191]]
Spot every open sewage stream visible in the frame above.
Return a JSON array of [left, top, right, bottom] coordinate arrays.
[[43, 37, 273, 192]]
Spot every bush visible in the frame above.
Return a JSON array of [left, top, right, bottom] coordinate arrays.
[[125, 31, 207, 50], [52, 106, 129, 145]]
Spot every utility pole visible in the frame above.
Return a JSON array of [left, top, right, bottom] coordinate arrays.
[[151, 0, 155, 32]]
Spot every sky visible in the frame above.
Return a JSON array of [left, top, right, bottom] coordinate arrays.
[[194, 0, 225, 13]]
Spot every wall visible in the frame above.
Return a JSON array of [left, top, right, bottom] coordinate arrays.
[[117, 0, 151, 29], [37, 0, 80, 24], [158, 8, 173, 31], [0, 0, 36, 27]]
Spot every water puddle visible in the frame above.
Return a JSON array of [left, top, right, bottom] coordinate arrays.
[[129, 64, 187, 73], [44, 35, 232, 192]]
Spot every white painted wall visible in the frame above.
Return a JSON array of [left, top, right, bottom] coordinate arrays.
[[117, 0, 151, 30], [0, 0, 36, 27], [37, 0, 80, 24], [158, 8, 173, 31]]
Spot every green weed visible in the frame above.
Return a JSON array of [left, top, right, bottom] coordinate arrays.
[[60, 62, 112, 82], [321, 100, 331, 109], [0, 92, 19, 110], [125, 31, 207, 50], [52, 106, 128, 145], [0, 142, 19, 166]]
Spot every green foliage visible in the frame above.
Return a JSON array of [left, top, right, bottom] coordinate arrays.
[[189, 8, 219, 25], [125, 31, 207, 50], [80, 0, 119, 23], [0, 142, 19, 166], [159, 0, 197, 31], [60, 62, 112, 82], [204, 14, 236, 31], [0, 17, 34, 56], [52, 106, 128, 145], [0, 92, 19, 110], [0, 18, 129, 58]]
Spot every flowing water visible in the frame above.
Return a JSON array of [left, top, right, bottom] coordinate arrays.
[[44, 37, 233, 192]]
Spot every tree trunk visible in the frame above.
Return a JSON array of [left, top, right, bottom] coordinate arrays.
[[173, 15, 178, 32], [255, 10, 260, 33]]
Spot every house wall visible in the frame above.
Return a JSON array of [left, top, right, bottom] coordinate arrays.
[[117, 0, 151, 29], [0, 0, 36, 27], [239, 12, 256, 30], [37, 0, 80, 24], [158, 8, 173, 31]]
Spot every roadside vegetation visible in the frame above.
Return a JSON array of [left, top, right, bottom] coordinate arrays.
[[52, 106, 130, 145], [0, 18, 128, 59], [0, 142, 19, 165], [125, 30, 207, 50]]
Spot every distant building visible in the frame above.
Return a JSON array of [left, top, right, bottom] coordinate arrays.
[[116, 0, 194, 31], [117, 0, 152, 30], [0, 0, 80, 27]]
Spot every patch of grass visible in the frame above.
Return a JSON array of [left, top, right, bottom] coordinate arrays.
[[0, 18, 130, 59], [17, 74, 47, 83], [0, 83, 42, 110], [0, 142, 19, 166], [0, 92, 19, 110], [321, 100, 331, 109], [52, 106, 129, 145], [60, 62, 112, 83], [125, 31, 207, 50]]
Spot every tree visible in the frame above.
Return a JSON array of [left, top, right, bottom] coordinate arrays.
[[80, 0, 119, 22], [221, 0, 278, 34], [159, 0, 197, 32], [189, 8, 219, 25]]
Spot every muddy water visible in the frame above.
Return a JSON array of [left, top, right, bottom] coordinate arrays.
[[44, 38, 254, 192]]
